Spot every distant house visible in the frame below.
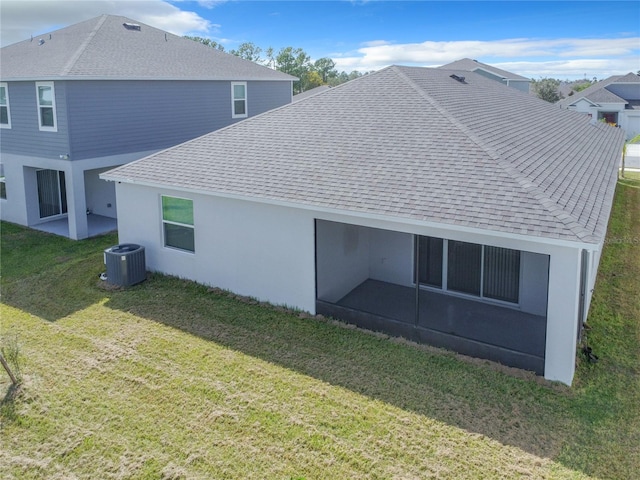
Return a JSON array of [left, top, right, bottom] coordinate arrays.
[[439, 58, 531, 93], [557, 73, 640, 140], [102, 66, 623, 386], [0, 15, 295, 239]]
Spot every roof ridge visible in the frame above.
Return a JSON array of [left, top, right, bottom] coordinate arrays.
[[60, 14, 107, 76], [391, 66, 594, 241]]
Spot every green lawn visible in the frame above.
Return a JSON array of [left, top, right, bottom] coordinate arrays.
[[1, 177, 639, 479]]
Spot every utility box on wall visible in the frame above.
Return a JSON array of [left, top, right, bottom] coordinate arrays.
[[103, 244, 146, 286]]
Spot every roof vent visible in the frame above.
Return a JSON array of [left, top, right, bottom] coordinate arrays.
[[123, 23, 141, 31], [450, 74, 466, 83], [38, 39, 45, 46]]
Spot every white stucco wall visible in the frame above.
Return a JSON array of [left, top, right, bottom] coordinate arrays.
[[0, 154, 30, 225], [316, 221, 370, 303], [115, 183, 317, 312], [315, 222, 414, 302], [544, 246, 582, 383], [519, 252, 549, 316], [84, 167, 117, 218], [369, 228, 414, 287], [114, 183, 588, 385]]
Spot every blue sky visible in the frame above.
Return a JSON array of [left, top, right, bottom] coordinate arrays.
[[1, 0, 639, 79]]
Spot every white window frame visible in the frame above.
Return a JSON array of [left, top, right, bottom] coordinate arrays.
[[161, 195, 195, 253], [0, 176, 6, 200], [231, 81, 248, 119], [36, 81, 57, 132], [0, 83, 11, 129]]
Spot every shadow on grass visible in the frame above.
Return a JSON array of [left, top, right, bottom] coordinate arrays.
[[102, 273, 575, 465], [0, 382, 23, 424], [3, 183, 639, 480]]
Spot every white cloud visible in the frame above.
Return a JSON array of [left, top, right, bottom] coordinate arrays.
[[333, 37, 640, 79], [0, 0, 215, 46], [498, 58, 640, 80]]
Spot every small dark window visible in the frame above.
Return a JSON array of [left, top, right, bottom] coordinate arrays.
[[417, 236, 443, 288], [162, 196, 195, 253], [448, 240, 482, 296], [483, 246, 520, 303]]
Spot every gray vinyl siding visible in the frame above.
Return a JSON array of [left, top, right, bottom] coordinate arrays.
[[0, 81, 70, 157], [66, 80, 222, 159], [66, 80, 292, 160], [0, 79, 291, 161], [247, 80, 292, 116]]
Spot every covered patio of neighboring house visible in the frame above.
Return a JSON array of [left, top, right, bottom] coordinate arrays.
[[1, 149, 156, 239], [315, 221, 549, 373], [23, 164, 118, 239], [31, 212, 117, 237]]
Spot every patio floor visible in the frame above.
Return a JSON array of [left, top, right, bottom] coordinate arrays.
[[317, 279, 546, 374], [32, 214, 117, 238]]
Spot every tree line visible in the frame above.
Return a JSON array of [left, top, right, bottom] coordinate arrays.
[[185, 37, 371, 94], [187, 37, 609, 102]]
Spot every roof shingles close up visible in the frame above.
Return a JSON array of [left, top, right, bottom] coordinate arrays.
[[105, 66, 624, 244]]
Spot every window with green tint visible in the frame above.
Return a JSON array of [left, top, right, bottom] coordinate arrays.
[[162, 196, 194, 225], [161, 196, 194, 252]]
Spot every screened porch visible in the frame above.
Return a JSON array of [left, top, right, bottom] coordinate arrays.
[[315, 220, 549, 374]]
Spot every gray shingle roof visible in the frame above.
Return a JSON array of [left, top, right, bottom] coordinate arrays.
[[585, 88, 627, 104], [293, 85, 331, 102], [104, 66, 624, 244], [0, 15, 295, 82], [439, 58, 531, 82], [558, 73, 639, 108]]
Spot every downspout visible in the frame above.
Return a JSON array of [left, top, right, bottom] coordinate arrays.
[[414, 235, 420, 327], [578, 249, 598, 363], [577, 249, 589, 341]]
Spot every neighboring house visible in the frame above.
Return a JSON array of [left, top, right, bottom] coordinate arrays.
[[439, 58, 531, 93], [0, 15, 295, 239], [102, 66, 624, 386], [558, 73, 640, 140]]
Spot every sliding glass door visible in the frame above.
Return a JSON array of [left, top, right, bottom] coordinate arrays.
[[417, 236, 521, 305], [37, 169, 67, 218]]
